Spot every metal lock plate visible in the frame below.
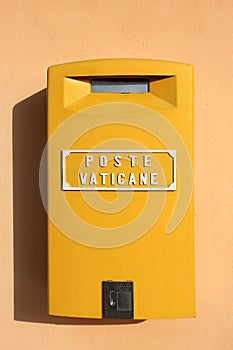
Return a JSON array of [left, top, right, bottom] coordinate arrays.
[[102, 281, 134, 319]]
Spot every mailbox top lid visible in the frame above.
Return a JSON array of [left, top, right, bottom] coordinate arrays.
[[47, 58, 194, 78]]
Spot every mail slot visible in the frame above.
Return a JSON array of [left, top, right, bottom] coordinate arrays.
[[47, 59, 195, 319]]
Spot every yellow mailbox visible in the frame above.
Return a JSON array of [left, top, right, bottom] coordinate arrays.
[[46, 59, 195, 319]]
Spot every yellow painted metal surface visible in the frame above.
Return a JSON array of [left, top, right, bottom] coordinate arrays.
[[47, 59, 195, 319]]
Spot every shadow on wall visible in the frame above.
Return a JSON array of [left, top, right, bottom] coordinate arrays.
[[12, 89, 144, 325]]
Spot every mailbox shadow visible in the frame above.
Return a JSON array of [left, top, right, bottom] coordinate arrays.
[[13, 89, 144, 325]]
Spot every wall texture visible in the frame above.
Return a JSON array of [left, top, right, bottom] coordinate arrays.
[[1, 1, 233, 349]]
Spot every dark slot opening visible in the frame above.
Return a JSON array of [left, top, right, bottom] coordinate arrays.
[[91, 78, 149, 94]]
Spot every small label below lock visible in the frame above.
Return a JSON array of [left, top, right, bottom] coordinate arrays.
[[102, 281, 134, 319]]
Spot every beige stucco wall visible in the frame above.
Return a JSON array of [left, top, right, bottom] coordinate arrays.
[[1, 1, 233, 349]]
